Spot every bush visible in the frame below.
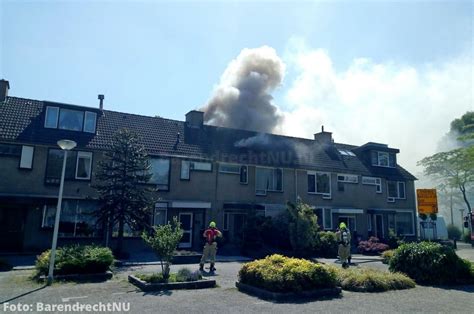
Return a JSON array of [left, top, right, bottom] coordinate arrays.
[[176, 267, 202, 282], [357, 237, 390, 255], [287, 200, 319, 256], [35, 245, 114, 276], [387, 229, 402, 249], [260, 214, 292, 250], [238, 254, 337, 293], [315, 231, 338, 257], [335, 267, 415, 292], [463, 231, 471, 243], [389, 241, 474, 285], [136, 268, 202, 284], [381, 250, 394, 265], [447, 224, 462, 240]]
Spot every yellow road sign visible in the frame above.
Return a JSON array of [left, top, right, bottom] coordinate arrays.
[[416, 189, 438, 214]]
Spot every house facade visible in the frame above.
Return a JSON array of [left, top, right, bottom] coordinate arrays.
[[0, 80, 417, 253]]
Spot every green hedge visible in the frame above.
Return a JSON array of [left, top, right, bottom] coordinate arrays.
[[381, 250, 394, 265], [137, 267, 202, 283], [35, 245, 114, 276], [238, 254, 337, 293], [336, 268, 415, 292], [315, 231, 338, 257], [389, 241, 474, 285]]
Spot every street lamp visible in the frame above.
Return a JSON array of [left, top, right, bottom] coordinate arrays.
[[47, 139, 77, 285]]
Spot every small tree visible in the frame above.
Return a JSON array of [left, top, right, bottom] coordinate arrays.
[[287, 199, 319, 256], [142, 217, 183, 280], [94, 128, 154, 256], [418, 146, 474, 214]]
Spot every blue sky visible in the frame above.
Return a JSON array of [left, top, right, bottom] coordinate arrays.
[[1, 0, 473, 172]]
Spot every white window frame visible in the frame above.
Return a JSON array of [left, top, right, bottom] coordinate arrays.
[[240, 165, 248, 184], [181, 160, 190, 180], [19, 145, 34, 169], [337, 173, 358, 184], [315, 207, 333, 230], [83, 111, 97, 133], [44, 106, 59, 128], [362, 176, 382, 193], [308, 171, 331, 198], [377, 151, 389, 167], [387, 181, 406, 199], [75, 151, 93, 180], [153, 208, 168, 226], [338, 149, 356, 157], [190, 161, 212, 171]]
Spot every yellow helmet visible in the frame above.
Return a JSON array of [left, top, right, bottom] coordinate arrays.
[[209, 221, 216, 228], [339, 222, 347, 229]]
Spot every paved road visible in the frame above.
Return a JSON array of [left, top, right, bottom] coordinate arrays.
[[1, 256, 473, 314]]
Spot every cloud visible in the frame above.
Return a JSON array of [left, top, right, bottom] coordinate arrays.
[[280, 39, 473, 173]]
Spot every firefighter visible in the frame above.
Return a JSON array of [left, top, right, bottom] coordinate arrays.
[[199, 221, 222, 272], [336, 222, 351, 268]]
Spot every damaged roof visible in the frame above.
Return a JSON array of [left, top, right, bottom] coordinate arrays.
[[0, 96, 415, 180]]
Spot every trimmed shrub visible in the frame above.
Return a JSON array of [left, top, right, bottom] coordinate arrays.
[[238, 254, 338, 293], [357, 237, 390, 255], [287, 201, 319, 256], [389, 241, 474, 285], [335, 267, 415, 292], [447, 224, 462, 240], [315, 231, 338, 257], [176, 267, 202, 282], [35, 245, 114, 276], [381, 250, 394, 265]]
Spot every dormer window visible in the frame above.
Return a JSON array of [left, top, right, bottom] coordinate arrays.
[[45, 106, 97, 133], [372, 151, 396, 167]]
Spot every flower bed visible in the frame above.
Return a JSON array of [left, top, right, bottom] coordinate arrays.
[[336, 267, 415, 292], [357, 237, 389, 255], [389, 241, 474, 285], [237, 254, 341, 300], [129, 268, 215, 291], [35, 245, 114, 279]]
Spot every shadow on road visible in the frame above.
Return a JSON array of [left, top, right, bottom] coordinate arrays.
[[0, 285, 47, 304]]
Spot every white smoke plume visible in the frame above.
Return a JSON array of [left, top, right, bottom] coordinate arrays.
[[201, 46, 285, 133]]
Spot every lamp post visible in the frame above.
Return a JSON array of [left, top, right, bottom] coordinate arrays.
[[47, 139, 77, 285]]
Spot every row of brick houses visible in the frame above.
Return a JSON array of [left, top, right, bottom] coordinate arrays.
[[0, 79, 417, 253]]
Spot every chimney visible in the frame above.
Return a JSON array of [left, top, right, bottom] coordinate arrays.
[[98, 94, 104, 110], [185, 110, 204, 128], [0, 79, 10, 102], [314, 125, 333, 144]]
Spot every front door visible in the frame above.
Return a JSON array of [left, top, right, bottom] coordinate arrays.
[[375, 214, 384, 239], [178, 213, 193, 248], [0, 207, 25, 252]]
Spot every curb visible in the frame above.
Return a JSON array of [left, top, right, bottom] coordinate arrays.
[[39, 271, 113, 282], [128, 275, 216, 291], [235, 282, 342, 302]]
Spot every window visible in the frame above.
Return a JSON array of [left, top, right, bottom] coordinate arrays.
[[223, 212, 229, 231], [308, 171, 331, 197], [314, 208, 333, 230], [367, 215, 372, 232], [240, 165, 248, 184], [148, 158, 170, 190], [46, 149, 93, 184], [84, 111, 97, 133], [180, 160, 212, 180], [42, 200, 99, 237], [44, 106, 97, 133], [338, 149, 356, 156], [45, 106, 59, 128], [153, 207, 167, 226], [75, 151, 92, 179], [387, 181, 406, 199], [396, 212, 414, 235], [337, 174, 358, 183], [219, 163, 240, 174], [20, 146, 34, 169], [372, 151, 396, 167], [362, 176, 382, 193], [59, 108, 84, 131], [0, 143, 21, 157], [255, 167, 283, 195], [219, 163, 248, 184]]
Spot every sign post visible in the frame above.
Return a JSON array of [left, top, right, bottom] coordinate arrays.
[[416, 189, 439, 240]]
